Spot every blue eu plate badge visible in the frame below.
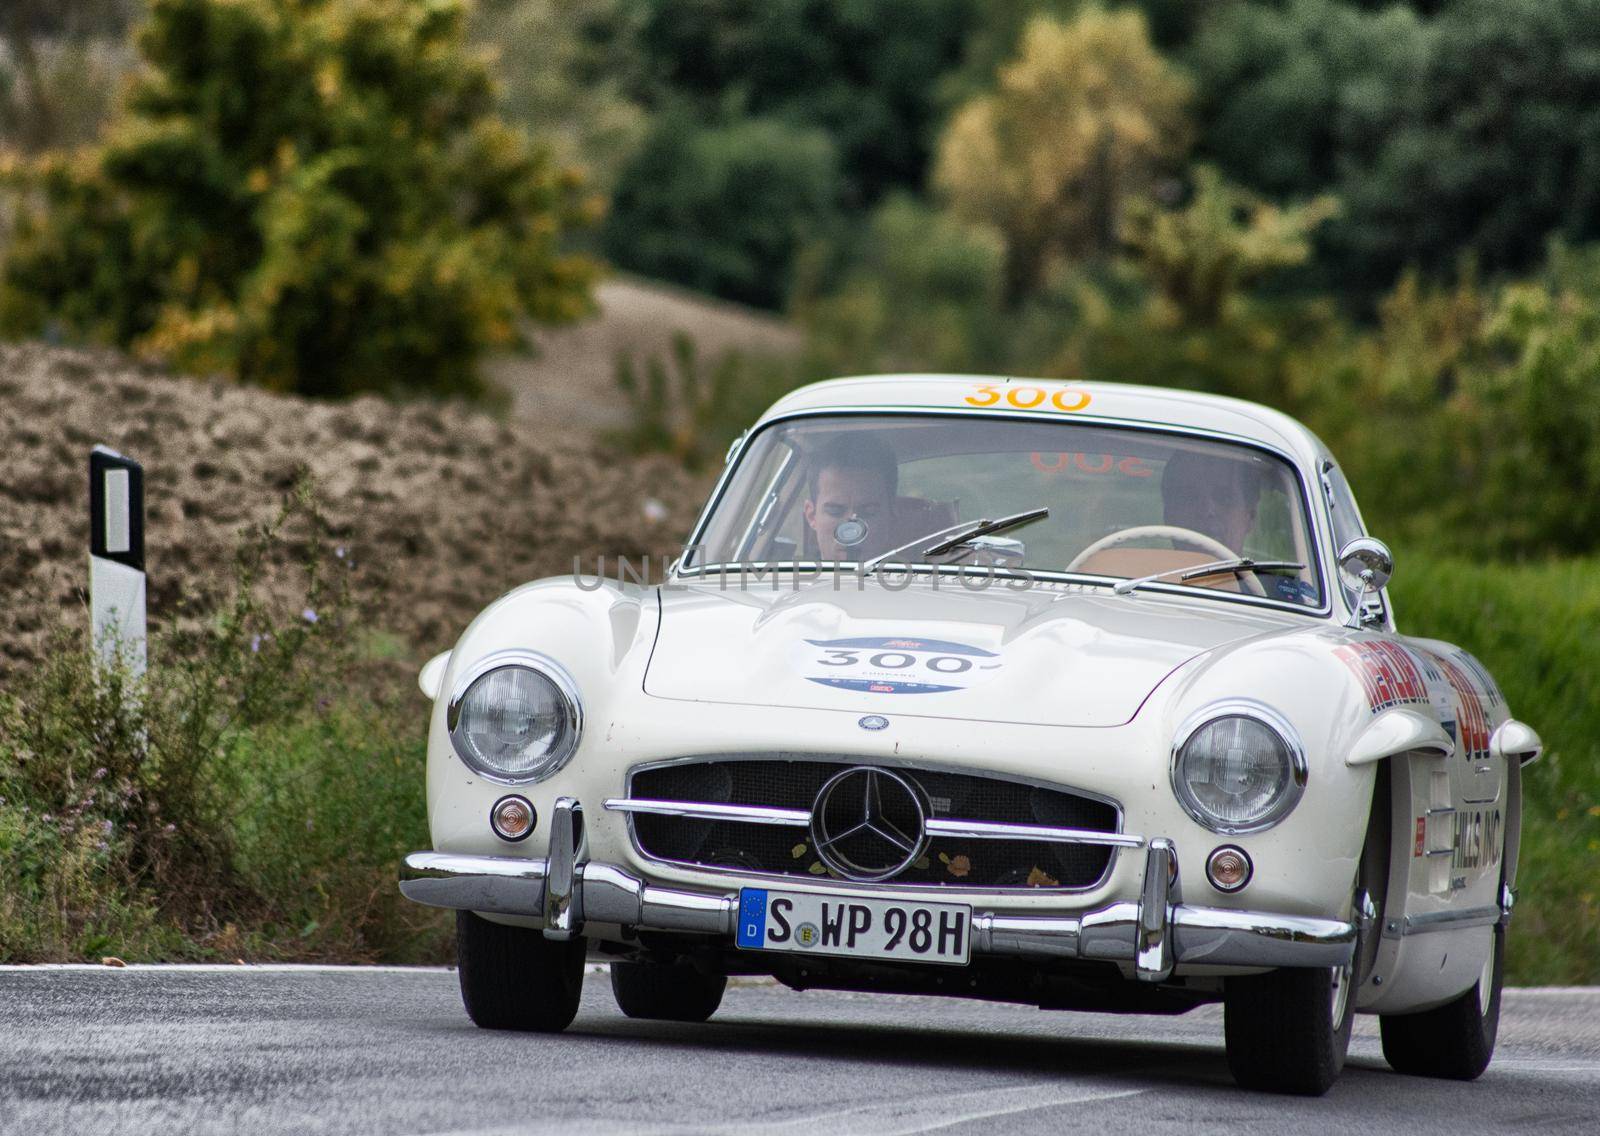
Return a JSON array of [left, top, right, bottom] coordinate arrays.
[[737, 889, 769, 948]]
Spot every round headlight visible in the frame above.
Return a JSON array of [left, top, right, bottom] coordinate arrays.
[[447, 654, 581, 783], [1171, 704, 1305, 834]]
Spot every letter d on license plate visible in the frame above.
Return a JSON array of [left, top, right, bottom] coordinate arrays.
[[737, 888, 971, 965]]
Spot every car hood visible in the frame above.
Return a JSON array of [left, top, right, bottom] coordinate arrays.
[[643, 578, 1300, 727]]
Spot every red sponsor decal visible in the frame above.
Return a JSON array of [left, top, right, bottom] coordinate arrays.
[[1428, 651, 1492, 763], [881, 639, 923, 649], [869, 683, 895, 693], [1334, 641, 1431, 713], [1030, 452, 1154, 477], [1414, 816, 1427, 857]]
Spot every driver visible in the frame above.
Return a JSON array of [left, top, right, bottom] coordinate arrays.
[[1160, 449, 1263, 555], [803, 434, 898, 561]]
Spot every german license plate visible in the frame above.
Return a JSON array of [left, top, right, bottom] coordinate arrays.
[[735, 888, 971, 965]]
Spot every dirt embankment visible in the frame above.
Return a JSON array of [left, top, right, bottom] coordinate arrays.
[[486, 275, 802, 439], [0, 342, 712, 678]]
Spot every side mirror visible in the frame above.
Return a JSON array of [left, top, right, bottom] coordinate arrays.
[[1338, 537, 1393, 628]]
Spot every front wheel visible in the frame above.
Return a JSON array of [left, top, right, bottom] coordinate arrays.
[[1223, 960, 1355, 1095], [1380, 923, 1504, 1080], [611, 959, 727, 1022], [456, 911, 587, 1032]]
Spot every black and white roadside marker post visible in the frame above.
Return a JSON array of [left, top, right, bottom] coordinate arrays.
[[89, 445, 147, 678]]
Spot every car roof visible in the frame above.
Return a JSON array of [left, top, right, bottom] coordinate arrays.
[[758, 375, 1333, 471]]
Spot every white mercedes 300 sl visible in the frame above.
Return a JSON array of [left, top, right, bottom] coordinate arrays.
[[400, 375, 1540, 1095]]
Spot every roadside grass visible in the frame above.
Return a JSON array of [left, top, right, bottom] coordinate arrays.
[[1391, 552, 1600, 985], [0, 483, 450, 964]]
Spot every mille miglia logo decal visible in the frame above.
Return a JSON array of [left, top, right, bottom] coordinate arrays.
[[1333, 641, 1431, 713], [797, 636, 1002, 695]]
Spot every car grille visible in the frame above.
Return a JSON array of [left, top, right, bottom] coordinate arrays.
[[627, 756, 1120, 890]]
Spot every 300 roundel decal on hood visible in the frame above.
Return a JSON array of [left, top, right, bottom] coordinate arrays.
[[643, 580, 1302, 727]]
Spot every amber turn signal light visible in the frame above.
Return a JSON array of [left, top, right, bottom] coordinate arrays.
[[1206, 845, 1252, 892], [490, 794, 536, 842]]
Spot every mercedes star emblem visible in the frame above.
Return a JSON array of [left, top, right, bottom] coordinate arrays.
[[810, 766, 928, 882], [857, 715, 889, 731]]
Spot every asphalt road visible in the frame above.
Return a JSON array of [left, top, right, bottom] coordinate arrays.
[[1, 967, 1596, 1135]]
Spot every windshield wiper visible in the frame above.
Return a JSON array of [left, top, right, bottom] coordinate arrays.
[[1111, 557, 1306, 596], [862, 507, 1049, 574]]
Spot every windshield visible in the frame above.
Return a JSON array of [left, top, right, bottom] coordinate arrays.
[[686, 413, 1324, 608]]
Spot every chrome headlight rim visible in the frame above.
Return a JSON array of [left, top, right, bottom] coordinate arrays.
[[1170, 699, 1307, 835], [446, 649, 583, 785]]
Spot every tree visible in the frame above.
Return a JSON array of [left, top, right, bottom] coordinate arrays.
[[626, 0, 972, 210], [470, 0, 649, 191], [1332, 0, 1600, 296], [933, 8, 1189, 305], [0, 0, 598, 399], [1124, 166, 1338, 326], [1190, 0, 1600, 301], [0, 0, 139, 151], [1188, 0, 1429, 202], [602, 111, 841, 309]]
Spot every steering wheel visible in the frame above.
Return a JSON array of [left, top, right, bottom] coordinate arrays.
[[1065, 524, 1268, 597]]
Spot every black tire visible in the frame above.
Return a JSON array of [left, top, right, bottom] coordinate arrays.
[[1380, 922, 1504, 1080], [455, 910, 586, 1032], [1224, 962, 1356, 1095], [610, 960, 727, 1023]]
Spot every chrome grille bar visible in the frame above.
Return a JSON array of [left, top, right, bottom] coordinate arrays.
[[604, 797, 1141, 847], [924, 818, 1144, 848], [603, 798, 811, 826]]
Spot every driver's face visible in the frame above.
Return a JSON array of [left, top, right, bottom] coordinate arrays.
[[804, 467, 892, 560], [1166, 475, 1258, 552]]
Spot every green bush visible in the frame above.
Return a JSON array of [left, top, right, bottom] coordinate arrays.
[[0, 0, 598, 399], [1311, 248, 1600, 558], [0, 482, 446, 962], [1391, 553, 1600, 985], [608, 330, 815, 470], [603, 111, 842, 309], [795, 194, 1008, 374]]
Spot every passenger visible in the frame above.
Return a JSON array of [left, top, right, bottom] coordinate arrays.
[[1161, 449, 1264, 555]]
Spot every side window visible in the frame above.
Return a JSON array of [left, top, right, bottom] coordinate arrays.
[[1321, 461, 1379, 615]]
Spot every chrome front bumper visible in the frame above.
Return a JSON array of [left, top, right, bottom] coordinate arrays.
[[400, 803, 1354, 979]]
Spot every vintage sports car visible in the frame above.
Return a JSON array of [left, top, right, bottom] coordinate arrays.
[[400, 375, 1541, 1095]]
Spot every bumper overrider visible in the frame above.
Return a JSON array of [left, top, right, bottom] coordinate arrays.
[[399, 798, 1355, 981]]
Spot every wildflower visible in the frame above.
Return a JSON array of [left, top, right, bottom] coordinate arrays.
[[95, 841, 109, 853], [250, 634, 262, 653], [93, 767, 108, 780], [302, 608, 319, 624], [335, 546, 346, 559], [162, 823, 176, 835], [100, 819, 114, 835]]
